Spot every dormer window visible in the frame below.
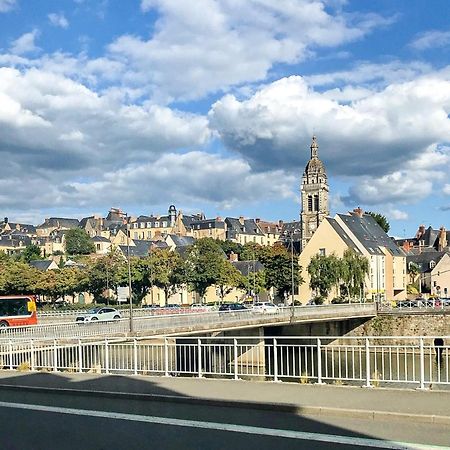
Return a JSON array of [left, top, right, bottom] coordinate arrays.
[[429, 261, 436, 269]]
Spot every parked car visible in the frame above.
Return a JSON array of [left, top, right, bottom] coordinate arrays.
[[76, 307, 121, 323], [252, 302, 279, 313], [219, 303, 248, 312]]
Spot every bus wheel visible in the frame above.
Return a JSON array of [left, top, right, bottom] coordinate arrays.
[[0, 321, 8, 328]]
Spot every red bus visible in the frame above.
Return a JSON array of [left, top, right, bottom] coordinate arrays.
[[0, 295, 38, 327]]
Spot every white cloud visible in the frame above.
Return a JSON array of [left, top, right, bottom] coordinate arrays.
[[48, 12, 69, 29], [410, 30, 450, 51], [387, 208, 408, 221], [10, 30, 40, 55], [444, 184, 450, 195], [209, 74, 450, 178], [0, 0, 15, 12], [0, 67, 210, 178], [61, 151, 297, 210], [110, 0, 391, 101]]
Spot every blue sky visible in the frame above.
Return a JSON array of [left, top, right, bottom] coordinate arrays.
[[0, 0, 449, 237]]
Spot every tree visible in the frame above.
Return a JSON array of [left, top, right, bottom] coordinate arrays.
[[215, 259, 244, 302], [0, 261, 40, 295], [65, 228, 95, 255], [258, 243, 303, 300], [186, 238, 226, 300], [239, 268, 266, 298], [340, 249, 369, 300], [307, 253, 340, 300], [151, 249, 186, 306], [21, 244, 43, 263], [366, 211, 390, 233], [215, 239, 243, 257]]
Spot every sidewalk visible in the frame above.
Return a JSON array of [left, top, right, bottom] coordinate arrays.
[[0, 371, 449, 423]]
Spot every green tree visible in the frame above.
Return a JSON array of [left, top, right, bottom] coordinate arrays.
[[186, 238, 226, 299], [215, 259, 244, 302], [214, 239, 243, 257], [151, 249, 186, 306], [0, 261, 40, 295], [65, 229, 95, 255], [21, 244, 43, 263], [239, 268, 266, 298], [340, 249, 369, 300], [366, 211, 390, 233], [307, 253, 341, 300], [258, 244, 303, 300]]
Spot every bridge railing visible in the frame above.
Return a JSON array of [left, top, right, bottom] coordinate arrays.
[[0, 304, 376, 341], [0, 335, 448, 389]]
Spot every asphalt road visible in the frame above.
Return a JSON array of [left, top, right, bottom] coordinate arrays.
[[0, 389, 448, 450]]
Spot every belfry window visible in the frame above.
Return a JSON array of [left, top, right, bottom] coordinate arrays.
[[314, 194, 319, 212], [308, 195, 313, 212]]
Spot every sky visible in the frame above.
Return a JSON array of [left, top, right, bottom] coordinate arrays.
[[0, 0, 449, 238]]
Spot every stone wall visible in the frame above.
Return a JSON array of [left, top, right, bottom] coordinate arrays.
[[346, 313, 450, 344]]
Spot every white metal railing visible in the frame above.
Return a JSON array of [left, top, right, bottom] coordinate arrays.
[[0, 304, 376, 341], [379, 299, 450, 313], [0, 335, 448, 389]]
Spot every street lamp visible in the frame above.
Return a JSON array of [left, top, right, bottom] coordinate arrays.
[[124, 213, 134, 333], [288, 229, 300, 320]]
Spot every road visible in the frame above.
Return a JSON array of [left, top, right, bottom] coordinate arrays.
[[0, 388, 448, 450]]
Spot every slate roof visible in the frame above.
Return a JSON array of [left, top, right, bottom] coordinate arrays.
[[326, 218, 361, 254], [119, 241, 152, 258], [395, 226, 450, 250], [1, 223, 36, 234], [191, 219, 226, 230], [407, 251, 448, 273], [167, 234, 195, 247], [91, 236, 110, 243], [225, 217, 262, 239], [37, 217, 80, 229], [29, 260, 57, 271], [232, 260, 264, 276], [337, 214, 404, 257]]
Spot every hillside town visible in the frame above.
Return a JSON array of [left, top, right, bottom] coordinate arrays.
[[1, 137, 449, 306]]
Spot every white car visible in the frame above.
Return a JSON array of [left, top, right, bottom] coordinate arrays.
[[76, 307, 122, 323], [252, 302, 279, 314]]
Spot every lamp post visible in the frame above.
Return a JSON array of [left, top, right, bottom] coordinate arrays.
[[289, 229, 300, 320], [125, 213, 134, 333]]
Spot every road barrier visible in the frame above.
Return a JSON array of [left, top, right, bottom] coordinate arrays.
[[0, 304, 376, 341], [0, 335, 448, 389]]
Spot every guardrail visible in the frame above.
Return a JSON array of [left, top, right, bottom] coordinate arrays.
[[1, 335, 448, 389], [1, 304, 376, 341], [379, 299, 450, 313]]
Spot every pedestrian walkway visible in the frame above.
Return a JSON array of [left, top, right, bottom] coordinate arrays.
[[0, 371, 449, 423]]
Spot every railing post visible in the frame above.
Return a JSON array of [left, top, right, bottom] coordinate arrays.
[[273, 338, 278, 382], [133, 339, 138, 376], [164, 337, 169, 376], [419, 337, 426, 390], [30, 340, 35, 371], [317, 338, 323, 384], [104, 339, 109, 375], [197, 338, 202, 378], [8, 340, 13, 370], [53, 339, 58, 372], [234, 338, 238, 380], [365, 338, 372, 388], [78, 339, 83, 373]]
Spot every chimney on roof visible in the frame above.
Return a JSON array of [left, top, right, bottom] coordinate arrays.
[[255, 218, 260, 223], [3, 217, 7, 224], [216, 217, 222, 222], [229, 251, 238, 262], [239, 216, 245, 225], [415, 224, 426, 240], [438, 226, 447, 251], [352, 207, 364, 218]]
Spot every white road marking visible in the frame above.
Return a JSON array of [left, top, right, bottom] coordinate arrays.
[[0, 400, 447, 450]]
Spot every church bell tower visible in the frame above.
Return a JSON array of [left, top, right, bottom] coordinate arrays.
[[300, 136, 329, 249]]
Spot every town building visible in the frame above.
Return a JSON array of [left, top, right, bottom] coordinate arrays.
[[299, 208, 407, 303], [300, 136, 329, 250]]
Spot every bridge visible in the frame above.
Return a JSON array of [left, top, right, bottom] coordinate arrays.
[[0, 304, 377, 341]]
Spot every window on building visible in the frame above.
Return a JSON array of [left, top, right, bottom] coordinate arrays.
[[308, 195, 313, 212], [319, 248, 326, 256], [430, 261, 436, 269], [314, 194, 319, 212], [155, 222, 159, 227], [162, 221, 167, 227]]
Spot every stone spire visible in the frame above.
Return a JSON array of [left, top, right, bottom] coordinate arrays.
[[310, 135, 319, 159]]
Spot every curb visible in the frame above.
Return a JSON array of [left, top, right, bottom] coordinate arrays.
[[0, 382, 449, 425]]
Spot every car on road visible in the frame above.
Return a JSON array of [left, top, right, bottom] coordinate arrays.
[[218, 303, 248, 312], [252, 302, 279, 314], [76, 307, 122, 323]]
